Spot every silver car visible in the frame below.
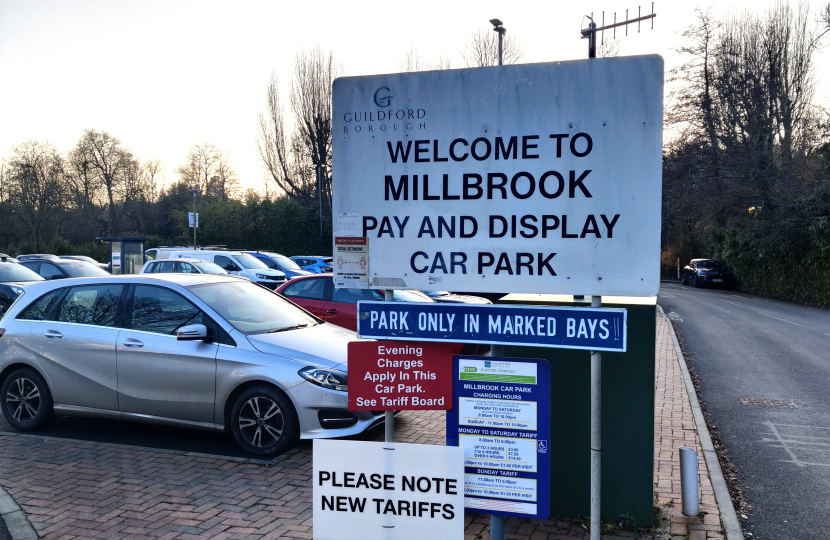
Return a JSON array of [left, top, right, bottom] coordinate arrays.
[[0, 274, 380, 455]]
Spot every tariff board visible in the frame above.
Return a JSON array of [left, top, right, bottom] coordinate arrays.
[[332, 55, 663, 296], [357, 301, 627, 352], [313, 439, 465, 540], [347, 341, 454, 410], [446, 356, 551, 520]]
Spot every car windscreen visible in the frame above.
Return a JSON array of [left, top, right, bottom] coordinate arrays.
[[697, 261, 722, 269], [423, 291, 450, 298], [272, 254, 301, 271], [0, 264, 44, 282], [392, 290, 435, 302], [188, 281, 318, 334], [194, 262, 227, 275], [61, 262, 110, 277], [235, 253, 268, 270]]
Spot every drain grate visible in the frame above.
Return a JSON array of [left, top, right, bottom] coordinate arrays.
[[741, 398, 798, 408]]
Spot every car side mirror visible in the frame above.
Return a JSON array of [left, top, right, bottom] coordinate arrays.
[[177, 324, 208, 341]]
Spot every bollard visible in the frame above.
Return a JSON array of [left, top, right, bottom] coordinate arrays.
[[679, 447, 700, 516]]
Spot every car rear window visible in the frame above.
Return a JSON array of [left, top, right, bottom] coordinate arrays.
[[17, 289, 64, 320], [282, 278, 327, 300], [0, 264, 44, 282], [58, 285, 123, 327]]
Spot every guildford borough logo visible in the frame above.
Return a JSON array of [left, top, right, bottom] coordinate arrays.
[[342, 86, 426, 134], [373, 87, 393, 108]]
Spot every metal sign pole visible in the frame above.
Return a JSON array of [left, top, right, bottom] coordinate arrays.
[[590, 295, 602, 540], [384, 289, 395, 443], [490, 343, 505, 540]]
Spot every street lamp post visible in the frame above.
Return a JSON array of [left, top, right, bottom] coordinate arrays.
[[188, 188, 198, 248], [490, 19, 506, 66]]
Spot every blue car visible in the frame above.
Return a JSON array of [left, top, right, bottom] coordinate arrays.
[[289, 256, 333, 274], [246, 252, 314, 279]]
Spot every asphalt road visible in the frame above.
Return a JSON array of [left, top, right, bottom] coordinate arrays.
[[659, 282, 830, 540]]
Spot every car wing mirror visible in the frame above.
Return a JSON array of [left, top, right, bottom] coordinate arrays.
[[177, 324, 208, 341]]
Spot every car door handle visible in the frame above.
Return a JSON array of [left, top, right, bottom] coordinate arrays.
[[326, 309, 338, 314], [123, 338, 144, 348], [43, 330, 62, 339]]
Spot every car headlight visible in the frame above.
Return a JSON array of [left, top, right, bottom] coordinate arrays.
[[10, 287, 23, 296], [256, 274, 269, 279], [299, 367, 347, 392]]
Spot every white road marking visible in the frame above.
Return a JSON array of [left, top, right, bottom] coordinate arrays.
[[724, 301, 742, 307], [761, 422, 830, 468], [758, 312, 802, 327]]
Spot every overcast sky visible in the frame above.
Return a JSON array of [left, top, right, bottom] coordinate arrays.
[[1, 0, 828, 191]]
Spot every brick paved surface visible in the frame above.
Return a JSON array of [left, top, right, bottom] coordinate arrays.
[[0, 310, 725, 539], [655, 312, 724, 540]]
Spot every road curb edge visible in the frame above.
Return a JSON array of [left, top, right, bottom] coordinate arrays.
[[657, 304, 743, 540], [0, 485, 37, 540]]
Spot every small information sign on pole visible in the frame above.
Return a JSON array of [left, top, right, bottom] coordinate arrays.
[[347, 341, 454, 411], [447, 356, 551, 520], [334, 236, 369, 289]]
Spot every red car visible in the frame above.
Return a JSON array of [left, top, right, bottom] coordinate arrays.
[[275, 274, 434, 332]]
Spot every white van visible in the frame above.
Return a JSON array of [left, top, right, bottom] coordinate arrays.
[[167, 250, 287, 289], [145, 247, 193, 261]]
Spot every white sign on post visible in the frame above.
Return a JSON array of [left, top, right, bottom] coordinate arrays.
[[332, 56, 663, 296], [188, 212, 199, 228], [313, 439, 465, 540]]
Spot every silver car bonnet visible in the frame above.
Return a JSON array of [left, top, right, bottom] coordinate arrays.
[[245, 322, 357, 370]]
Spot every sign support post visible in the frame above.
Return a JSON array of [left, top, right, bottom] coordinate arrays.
[[590, 295, 602, 540], [384, 289, 395, 443], [489, 344, 505, 540]]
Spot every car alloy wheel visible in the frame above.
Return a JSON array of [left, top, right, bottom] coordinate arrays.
[[239, 396, 284, 449], [230, 385, 299, 456], [0, 300, 9, 317], [1, 368, 54, 431]]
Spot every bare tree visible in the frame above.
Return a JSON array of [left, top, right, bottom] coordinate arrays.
[[400, 45, 453, 72], [207, 151, 238, 201], [258, 47, 341, 208], [72, 129, 134, 235], [597, 39, 622, 58], [176, 143, 238, 201], [461, 28, 524, 67], [6, 140, 64, 251], [257, 72, 306, 200], [290, 46, 340, 210], [176, 142, 218, 193]]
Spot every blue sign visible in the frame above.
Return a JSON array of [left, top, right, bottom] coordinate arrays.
[[357, 301, 627, 352], [447, 356, 551, 520]]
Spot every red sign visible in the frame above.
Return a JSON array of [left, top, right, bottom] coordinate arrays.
[[348, 341, 454, 411]]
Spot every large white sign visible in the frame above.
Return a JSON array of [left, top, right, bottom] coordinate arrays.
[[313, 439, 465, 540], [332, 56, 663, 296]]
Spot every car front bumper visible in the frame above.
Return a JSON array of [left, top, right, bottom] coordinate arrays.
[[288, 380, 383, 439]]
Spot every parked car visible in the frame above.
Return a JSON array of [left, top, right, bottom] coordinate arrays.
[[59, 255, 108, 271], [0, 274, 381, 455], [145, 246, 230, 261], [290, 256, 333, 274], [0, 261, 44, 316], [141, 258, 228, 275], [246, 252, 314, 279], [681, 259, 736, 288], [19, 258, 110, 280], [421, 290, 492, 304], [276, 274, 433, 331], [168, 250, 286, 289], [17, 254, 59, 261]]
